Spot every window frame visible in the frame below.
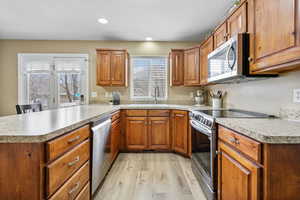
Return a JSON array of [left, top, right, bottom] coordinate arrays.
[[18, 53, 89, 109], [130, 56, 168, 101]]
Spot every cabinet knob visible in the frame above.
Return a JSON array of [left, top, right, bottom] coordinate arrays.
[[248, 57, 253, 62]]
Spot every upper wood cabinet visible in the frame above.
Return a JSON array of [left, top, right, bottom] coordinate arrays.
[[184, 47, 200, 86], [218, 141, 261, 200], [169, 49, 184, 86], [248, 0, 300, 73], [148, 117, 170, 150], [213, 2, 248, 49], [200, 36, 214, 85], [171, 110, 189, 155], [214, 22, 228, 49], [96, 49, 128, 86], [227, 2, 247, 39]]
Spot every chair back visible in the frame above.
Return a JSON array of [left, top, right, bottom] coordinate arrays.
[[16, 104, 42, 114]]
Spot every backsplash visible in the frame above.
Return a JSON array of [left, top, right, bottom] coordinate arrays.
[[89, 86, 202, 105], [208, 70, 300, 118]]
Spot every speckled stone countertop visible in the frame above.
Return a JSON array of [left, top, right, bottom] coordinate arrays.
[[0, 104, 300, 144], [216, 118, 300, 144], [0, 104, 209, 143]]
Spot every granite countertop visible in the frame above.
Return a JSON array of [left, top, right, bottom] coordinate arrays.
[[0, 104, 209, 143], [216, 118, 300, 144], [0, 104, 299, 144]]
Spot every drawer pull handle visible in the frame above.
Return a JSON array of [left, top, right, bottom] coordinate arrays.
[[68, 136, 81, 143], [68, 181, 81, 195], [68, 156, 80, 166], [228, 137, 240, 145]]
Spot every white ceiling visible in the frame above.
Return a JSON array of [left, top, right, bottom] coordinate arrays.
[[0, 0, 234, 41]]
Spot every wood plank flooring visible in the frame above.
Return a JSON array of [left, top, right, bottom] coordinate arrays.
[[94, 153, 207, 200]]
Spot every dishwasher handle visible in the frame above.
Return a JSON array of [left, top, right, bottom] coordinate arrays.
[[92, 119, 111, 132]]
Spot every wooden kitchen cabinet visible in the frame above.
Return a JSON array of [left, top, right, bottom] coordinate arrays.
[[96, 49, 128, 86], [148, 117, 170, 150], [126, 117, 148, 150], [200, 36, 214, 85], [213, 2, 248, 49], [214, 22, 228, 49], [169, 49, 184, 86], [248, 0, 300, 73], [125, 110, 171, 151], [111, 111, 121, 162], [227, 2, 247, 39], [218, 141, 261, 200], [171, 110, 189, 155], [97, 50, 111, 86], [0, 125, 91, 200], [218, 125, 300, 200], [184, 47, 200, 86]]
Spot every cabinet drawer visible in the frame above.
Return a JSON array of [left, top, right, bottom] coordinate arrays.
[[148, 110, 170, 117], [46, 140, 90, 197], [49, 162, 89, 200], [75, 182, 90, 200], [126, 110, 147, 116], [111, 111, 121, 122], [218, 126, 261, 162], [46, 125, 90, 162]]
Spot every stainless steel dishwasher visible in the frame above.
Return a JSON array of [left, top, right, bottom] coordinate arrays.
[[91, 114, 112, 195]]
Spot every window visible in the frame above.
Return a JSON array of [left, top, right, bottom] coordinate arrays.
[[130, 57, 168, 100], [18, 54, 88, 110]]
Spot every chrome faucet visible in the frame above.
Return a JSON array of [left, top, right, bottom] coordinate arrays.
[[154, 86, 159, 104]]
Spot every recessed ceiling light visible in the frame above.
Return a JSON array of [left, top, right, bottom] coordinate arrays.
[[98, 18, 108, 24], [145, 37, 153, 41]]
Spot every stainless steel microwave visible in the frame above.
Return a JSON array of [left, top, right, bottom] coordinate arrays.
[[207, 33, 276, 83]]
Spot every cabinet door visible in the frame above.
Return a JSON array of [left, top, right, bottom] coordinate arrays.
[[184, 48, 200, 86], [126, 117, 148, 150], [111, 119, 120, 162], [148, 117, 170, 150], [200, 36, 214, 85], [214, 22, 228, 49], [96, 51, 111, 86], [170, 50, 184, 86], [172, 110, 188, 155], [227, 2, 247, 38], [218, 141, 261, 200], [249, 0, 299, 72], [111, 51, 126, 86]]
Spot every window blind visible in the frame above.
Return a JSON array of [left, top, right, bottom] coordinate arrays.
[[131, 57, 167, 100]]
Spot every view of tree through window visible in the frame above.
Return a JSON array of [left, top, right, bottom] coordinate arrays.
[[19, 54, 88, 109], [131, 57, 167, 100]]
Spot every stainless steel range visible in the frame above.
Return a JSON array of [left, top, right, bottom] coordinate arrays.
[[189, 109, 274, 200]]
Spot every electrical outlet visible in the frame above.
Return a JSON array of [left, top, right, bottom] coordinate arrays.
[[293, 89, 300, 103], [91, 92, 98, 98]]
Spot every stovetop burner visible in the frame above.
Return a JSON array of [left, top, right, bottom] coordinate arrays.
[[190, 109, 275, 130], [195, 109, 275, 118]]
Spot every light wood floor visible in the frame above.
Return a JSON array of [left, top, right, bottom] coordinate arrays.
[[94, 153, 207, 200]]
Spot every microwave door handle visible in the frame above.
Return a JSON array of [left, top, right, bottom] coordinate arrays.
[[226, 44, 236, 70]]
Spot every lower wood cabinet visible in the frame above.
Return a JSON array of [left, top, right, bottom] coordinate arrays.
[[124, 110, 189, 153], [126, 117, 148, 150], [218, 141, 260, 200], [148, 117, 170, 150], [171, 110, 189, 155], [111, 118, 121, 161], [0, 125, 91, 200], [218, 125, 300, 200]]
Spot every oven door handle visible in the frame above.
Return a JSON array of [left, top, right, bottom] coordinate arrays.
[[190, 120, 212, 137]]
